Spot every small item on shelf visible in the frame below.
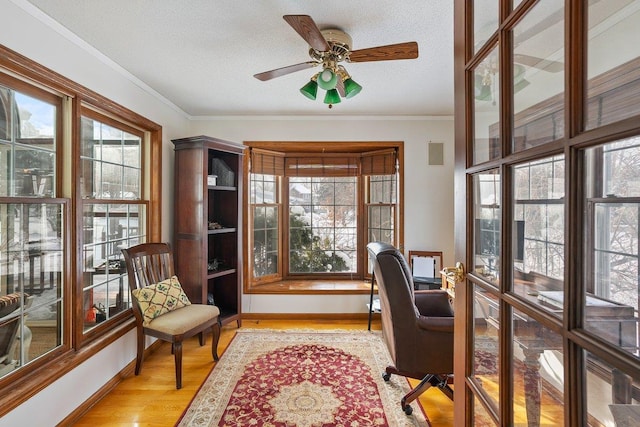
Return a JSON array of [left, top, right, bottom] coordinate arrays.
[[207, 259, 220, 271], [207, 293, 215, 306], [208, 221, 223, 230], [207, 175, 217, 186]]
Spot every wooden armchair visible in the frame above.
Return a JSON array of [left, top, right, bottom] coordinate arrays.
[[121, 242, 220, 389]]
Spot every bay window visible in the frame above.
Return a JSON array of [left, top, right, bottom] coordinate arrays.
[[246, 142, 402, 291]]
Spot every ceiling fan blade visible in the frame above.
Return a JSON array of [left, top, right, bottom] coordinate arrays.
[[348, 42, 419, 62], [336, 78, 345, 98], [514, 54, 563, 73], [283, 15, 330, 52], [254, 61, 318, 81]]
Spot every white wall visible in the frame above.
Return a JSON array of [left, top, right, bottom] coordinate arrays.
[[188, 117, 455, 314]]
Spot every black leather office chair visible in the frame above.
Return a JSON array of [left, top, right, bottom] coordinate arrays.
[[367, 241, 454, 415]]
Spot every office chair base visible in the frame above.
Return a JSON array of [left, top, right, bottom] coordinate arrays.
[[385, 371, 453, 415]]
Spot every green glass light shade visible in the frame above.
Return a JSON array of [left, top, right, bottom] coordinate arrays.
[[317, 68, 338, 90], [300, 80, 318, 100], [343, 78, 362, 98], [324, 88, 341, 105]]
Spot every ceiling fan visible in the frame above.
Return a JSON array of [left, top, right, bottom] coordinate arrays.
[[253, 15, 419, 107]]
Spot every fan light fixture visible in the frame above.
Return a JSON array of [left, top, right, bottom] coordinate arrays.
[[299, 64, 362, 108]]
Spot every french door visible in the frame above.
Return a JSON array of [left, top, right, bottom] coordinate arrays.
[[453, 0, 640, 426]]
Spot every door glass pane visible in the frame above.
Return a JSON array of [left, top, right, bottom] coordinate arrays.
[[584, 137, 640, 358], [512, 0, 565, 151], [474, 170, 501, 285], [473, 47, 500, 164], [474, 395, 497, 426], [586, 0, 640, 130], [474, 0, 499, 53], [512, 307, 565, 426], [473, 284, 500, 410], [584, 349, 640, 426], [513, 155, 565, 316]]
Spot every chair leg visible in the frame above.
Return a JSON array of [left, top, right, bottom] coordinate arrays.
[[174, 340, 183, 389], [400, 374, 453, 415], [211, 320, 221, 361], [135, 329, 145, 375], [198, 330, 206, 346], [401, 374, 436, 415]]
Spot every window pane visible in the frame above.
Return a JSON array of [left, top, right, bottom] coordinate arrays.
[[253, 205, 278, 279], [369, 174, 396, 204], [584, 137, 640, 358], [473, 285, 500, 410], [289, 177, 357, 274], [586, 0, 640, 130], [474, 170, 501, 284], [14, 92, 56, 150], [80, 117, 141, 200], [512, 0, 565, 151], [474, 47, 500, 164], [14, 146, 55, 197], [82, 203, 144, 332], [0, 201, 64, 377], [0, 86, 57, 197], [584, 349, 640, 426], [513, 156, 565, 317], [512, 307, 565, 426]]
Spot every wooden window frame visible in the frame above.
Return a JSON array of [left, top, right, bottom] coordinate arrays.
[[243, 141, 404, 294], [0, 44, 162, 417]]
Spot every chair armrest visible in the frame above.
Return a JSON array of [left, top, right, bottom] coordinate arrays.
[[417, 316, 454, 333], [415, 290, 454, 317]]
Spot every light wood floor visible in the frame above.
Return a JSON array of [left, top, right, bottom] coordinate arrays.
[[71, 319, 454, 426]]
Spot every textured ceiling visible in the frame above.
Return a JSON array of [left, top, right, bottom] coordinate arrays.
[[23, 0, 454, 117]]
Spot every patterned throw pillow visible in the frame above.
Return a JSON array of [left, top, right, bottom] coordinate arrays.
[[131, 275, 191, 326]]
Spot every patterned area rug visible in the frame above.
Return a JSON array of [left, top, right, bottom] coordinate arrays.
[[177, 329, 429, 426]]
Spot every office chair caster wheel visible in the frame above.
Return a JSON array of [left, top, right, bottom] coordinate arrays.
[[382, 372, 391, 381], [402, 404, 413, 415]]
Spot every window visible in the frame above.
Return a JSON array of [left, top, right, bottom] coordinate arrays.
[[0, 44, 161, 416], [584, 137, 640, 354], [245, 142, 402, 290], [288, 176, 358, 273], [0, 76, 64, 381], [79, 111, 146, 332]]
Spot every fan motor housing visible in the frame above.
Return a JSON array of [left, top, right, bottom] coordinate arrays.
[[309, 29, 352, 62]]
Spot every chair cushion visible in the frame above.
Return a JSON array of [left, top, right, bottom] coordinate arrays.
[[145, 304, 220, 335], [132, 275, 191, 326]]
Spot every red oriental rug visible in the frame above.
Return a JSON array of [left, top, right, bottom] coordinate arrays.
[[177, 329, 429, 427]]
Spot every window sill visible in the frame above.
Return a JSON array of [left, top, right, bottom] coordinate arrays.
[[246, 279, 372, 295]]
